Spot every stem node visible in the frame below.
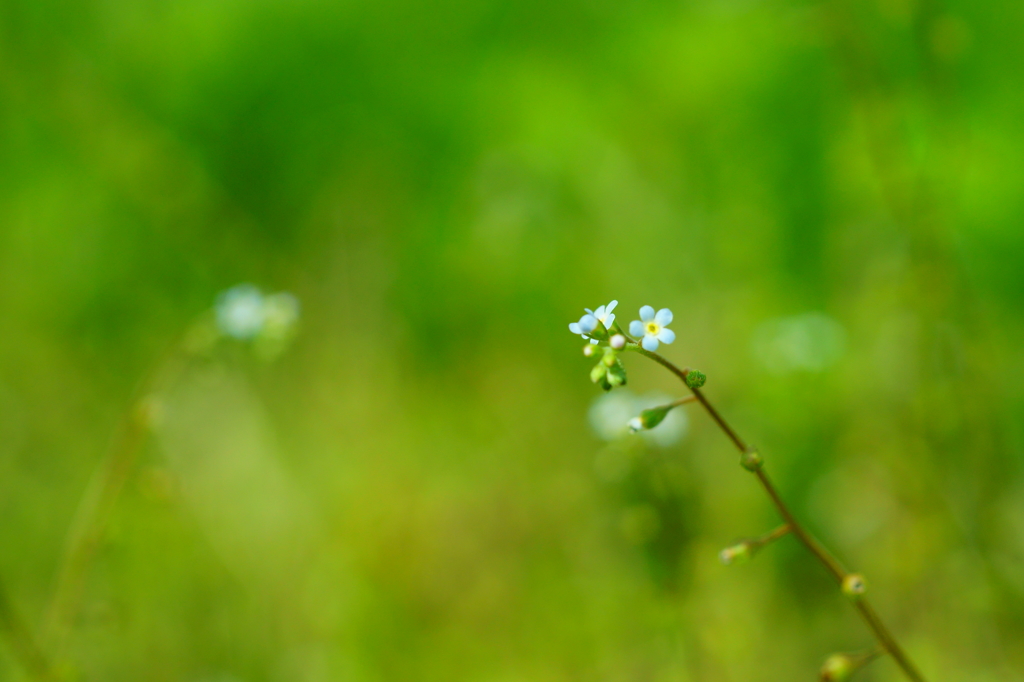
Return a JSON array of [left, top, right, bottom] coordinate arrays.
[[740, 447, 763, 472]]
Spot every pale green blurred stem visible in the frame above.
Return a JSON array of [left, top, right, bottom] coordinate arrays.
[[45, 340, 193, 663], [0, 576, 52, 680], [44, 402, 150, 659], [627, 343, 927, 682]]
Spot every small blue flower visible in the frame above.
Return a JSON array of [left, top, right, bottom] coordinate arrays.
[[588, 300, 617, 334], [215, 285, 301, 344], [569, 313, 599, 341], [569, 300, 617, 344], [629, 305, 675, 352], [216, 285, 266, 340]]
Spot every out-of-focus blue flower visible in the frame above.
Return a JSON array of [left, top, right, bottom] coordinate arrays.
[[629, 305, 675, 351], [215, 285, 300, 347], [216, 285, 266, 340]]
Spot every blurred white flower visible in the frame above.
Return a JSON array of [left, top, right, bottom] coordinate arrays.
[[588, 390, 688, 447], [588, 391, 636, 441], [751, 312, 845, 374], [629, 305, 675, 352], [216, 284, 266, 340], [215, 285, 300, 349]]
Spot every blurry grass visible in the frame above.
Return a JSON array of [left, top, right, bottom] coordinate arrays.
[[2, 0, 1024, 680]]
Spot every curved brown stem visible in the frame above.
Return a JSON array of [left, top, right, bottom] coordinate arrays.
[[629, 344, 927, 682]]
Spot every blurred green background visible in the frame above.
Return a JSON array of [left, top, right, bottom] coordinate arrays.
[[2, 0, 1023, 680]]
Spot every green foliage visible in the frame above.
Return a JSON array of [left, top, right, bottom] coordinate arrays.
[[1, 0, 1023, 680]]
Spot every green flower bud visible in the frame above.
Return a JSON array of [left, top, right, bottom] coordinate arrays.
[[628, 405, 671, 432], [590, 363, 608, 384], [606, 359, 627, 388], [740, 447, 763, 472], [602, 350, 617, 367], [583, 344, 598, 357], [719, 542, 752, 565], [819, 654, 854, 682], [685, 369, 707, 389], [842, 574, 867, 599]]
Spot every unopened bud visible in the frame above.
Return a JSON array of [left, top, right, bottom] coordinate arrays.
[[685, 369, 707, 389], [719, 542, 752, 565], [609, 334, 626, 349], [583, 344, 598, 357], [590, 363, 608, 385], [606, 360, 627, 388], [842, 574, 867, 599], [740, 447, 763, 472], [628, 405, 671, 432], [819, 654, 854, 682], [719, 523, 790, 565]]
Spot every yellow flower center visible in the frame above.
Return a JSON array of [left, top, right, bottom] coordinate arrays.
[[646, 322, 659, 335]]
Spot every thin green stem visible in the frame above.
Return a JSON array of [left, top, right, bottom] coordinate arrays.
[[627, 344, 927, 682], [753, 522, 791, 548], [0, 575, 52, 680], [45, 406, 149, 656], [45, 335, 193, 661]]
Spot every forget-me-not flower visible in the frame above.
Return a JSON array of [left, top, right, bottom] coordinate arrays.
[[569, 300, 618, 344], [588, 300, 617, 336], [568, 313, 599, 341], [629, 305, 675, 352]]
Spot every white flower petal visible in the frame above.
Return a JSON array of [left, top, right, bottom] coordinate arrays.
[[589, 338, 599, 344], [641, 335, 660, 352], [569, 322, 582, 334], [216, 284, 266, 340], [629, 320, 645, 337], [593, 305, 606, 319], [578, 314, 599, 334], [606, 300, 618, 313], [639, 305, 655, 322], [605, 313, 615, 328], [655, 308, 673, 326], [585, 308, 594, 315], [657, 328, 676, 344]]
